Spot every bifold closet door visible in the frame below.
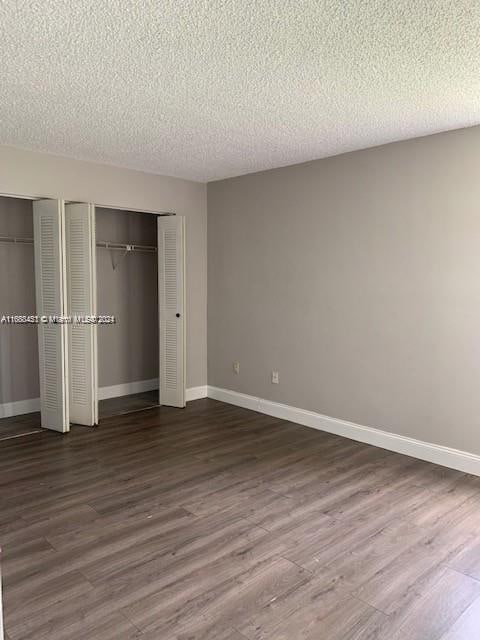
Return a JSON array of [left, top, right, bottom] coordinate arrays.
[[65, 203, 98, 426], [33, 199, 69, 432], [158, 216, 186, 408]]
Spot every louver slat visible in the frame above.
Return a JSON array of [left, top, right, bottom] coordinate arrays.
[[33, 200, 69, 432], [65, 203, 97, 426], [158, 216, 185, 407]]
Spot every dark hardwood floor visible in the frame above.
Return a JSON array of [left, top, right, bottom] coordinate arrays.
[[99, 390, 159, 420], [1, 398, 480, 639], [0, 413, 41, 442]]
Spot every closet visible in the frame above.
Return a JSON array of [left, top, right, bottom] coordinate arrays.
[[66, 203, 186, 427], [96, 207, 160, 419], [0, 196, 39, 437], [0, 196, 69, 436], [0, 195, 185, 435]]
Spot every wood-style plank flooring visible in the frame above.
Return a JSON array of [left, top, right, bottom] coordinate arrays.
[[0, 413, 41, 442], [99, 390, 159, 419], [1, 398, 480, 639]]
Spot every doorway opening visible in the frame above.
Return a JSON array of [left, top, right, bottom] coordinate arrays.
[[96, 207, 159, 420], [66, 203, 186, 428]]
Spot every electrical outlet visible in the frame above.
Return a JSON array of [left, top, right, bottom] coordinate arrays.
[[272, 370, 279, 384], [233, 362, 240, 374]]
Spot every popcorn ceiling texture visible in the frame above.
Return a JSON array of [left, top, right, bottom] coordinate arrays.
[[0, 1, 479, 182]]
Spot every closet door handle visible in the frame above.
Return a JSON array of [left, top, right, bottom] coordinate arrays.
[[176, 313, 181, 318]]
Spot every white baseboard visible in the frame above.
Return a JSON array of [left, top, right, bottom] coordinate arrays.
[[0, 380, 160, 418], [100, 381, 208, 403], [207, 386, 480, 477], [186, 385, 208, 402], [0, 397, 40, 419], [0, 381, 208, 421], [3, 385, 477, 476], [98, 378, 158, 401]]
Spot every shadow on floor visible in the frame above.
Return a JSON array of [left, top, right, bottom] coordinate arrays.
[[0, 412, 42, 441], [99, 390, 159, 420]]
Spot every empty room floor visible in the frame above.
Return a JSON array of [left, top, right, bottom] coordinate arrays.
[[1, 399, 480, 640], [98, 390, 159, 419], [0, 413, 42, 442]]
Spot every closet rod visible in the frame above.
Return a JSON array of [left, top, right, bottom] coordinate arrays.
[[96, 241, 157, 253], [0, 237, 157, 253], [0, 236, 33, 245]]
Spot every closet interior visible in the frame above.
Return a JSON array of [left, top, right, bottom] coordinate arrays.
[[0, 195, 185, 437], [96, 207, 160, 420], [0, 196, 41, 439]]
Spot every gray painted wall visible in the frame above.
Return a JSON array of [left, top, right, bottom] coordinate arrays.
[[0, 145, 207, 391], [96, 208, 158, 388], [0, 197, 39, 403], [208, 125, 480, 456]]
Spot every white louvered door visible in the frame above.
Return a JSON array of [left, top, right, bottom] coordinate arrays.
[[33, 199, 69, 432], [65, 203, 98, 426], [158, 216, 185, 407]]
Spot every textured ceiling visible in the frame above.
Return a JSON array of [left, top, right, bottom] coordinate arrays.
[[1, 1, 479, 182]]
